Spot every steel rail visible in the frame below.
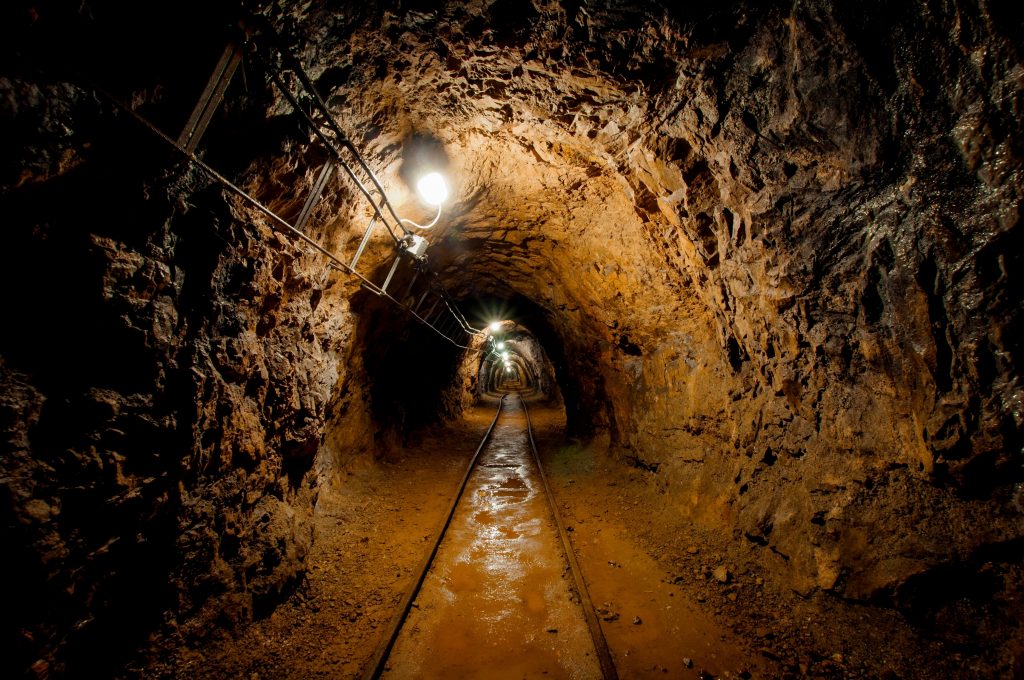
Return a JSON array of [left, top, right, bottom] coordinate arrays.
[[362, 393, 618, 678], [520, 394, 620, 680], [361, 395, 508, 680]]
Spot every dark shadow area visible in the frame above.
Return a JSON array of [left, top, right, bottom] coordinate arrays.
[[352, 285, 466, 438]]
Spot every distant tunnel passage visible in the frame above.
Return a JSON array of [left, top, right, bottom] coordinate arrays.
[[477, 322, 560, 398]]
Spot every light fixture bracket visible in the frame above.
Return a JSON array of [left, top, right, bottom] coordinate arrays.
[[401, 234, 429, 260]]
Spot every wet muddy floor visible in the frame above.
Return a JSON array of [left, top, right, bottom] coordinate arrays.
[[384, 396, 601, 678], [131, 397, 778, 679]]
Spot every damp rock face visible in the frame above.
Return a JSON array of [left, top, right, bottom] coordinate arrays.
[[278, 0, 1023, 653], [1, 0, 1022, 677], [0, 4, 358, 674], [0, 128, 347, 675]]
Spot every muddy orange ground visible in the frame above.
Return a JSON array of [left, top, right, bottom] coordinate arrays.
[[384, 396, 602, 679], [130, 399, 778, 679]]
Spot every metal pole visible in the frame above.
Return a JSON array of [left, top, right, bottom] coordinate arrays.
[[178, 42, 242, 153], [380, 254, 402, 293], [294, 161, 335, 231], [349, 216, 377, 270]]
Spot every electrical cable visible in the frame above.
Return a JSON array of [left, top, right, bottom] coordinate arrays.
[[399, 202, 443, 230], [73, 12, 486, 350], [93, 85, 483, 351]]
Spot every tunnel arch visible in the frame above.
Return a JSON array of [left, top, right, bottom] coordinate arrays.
[[477, 324, 554, 396], [460, 292, 604, 436]]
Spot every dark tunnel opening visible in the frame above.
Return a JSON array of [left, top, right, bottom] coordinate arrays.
[[353, 289, 467, 438], [465, 292, 597, 438], [476, 322, 560, 402], [352, 285, 568, 443]]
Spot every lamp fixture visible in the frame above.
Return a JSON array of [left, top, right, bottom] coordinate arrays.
[[400, 233, 429, 260], [400, 171, 448, 230], [417, 172, 448, 206]]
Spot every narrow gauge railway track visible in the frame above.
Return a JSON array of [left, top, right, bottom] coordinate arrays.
[[362, 393, 614, 680]]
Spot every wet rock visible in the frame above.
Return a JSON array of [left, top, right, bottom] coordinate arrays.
[[596, 604, 620, 623]]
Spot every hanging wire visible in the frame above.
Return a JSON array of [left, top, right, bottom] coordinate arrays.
[[81, 19, 487, 350]]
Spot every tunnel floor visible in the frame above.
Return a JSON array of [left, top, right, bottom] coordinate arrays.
[[127, 400, 946, 679], [384, 396, 600, 678]]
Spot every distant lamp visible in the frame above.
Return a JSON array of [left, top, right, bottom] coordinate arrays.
[[501, 352, 509, 360], [496, 341, 506, 350], [489, 321, 502, 333]]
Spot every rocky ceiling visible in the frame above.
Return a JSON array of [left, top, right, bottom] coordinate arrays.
[[1, 0, 1022, 676]]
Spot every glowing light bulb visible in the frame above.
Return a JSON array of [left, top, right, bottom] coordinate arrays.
[[496, 341, 506, 350], [416, 172, 448, 206], [489, 321, 502, 333], [501, 352, 509, 360]]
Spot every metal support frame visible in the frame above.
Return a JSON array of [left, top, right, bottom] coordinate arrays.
[[349, 216, 377, 270], [95, 25, 482, 350], [402, 269, 420, 304], [294, 161, 335, 232], [380, 254, 402, 293], [413, 288, 431, 313], [178, 42, 242, 153]]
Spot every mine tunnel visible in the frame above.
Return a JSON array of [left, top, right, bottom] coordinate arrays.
[[1, 1, 1022, 678]]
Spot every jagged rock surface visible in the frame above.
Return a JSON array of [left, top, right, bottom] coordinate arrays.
[[1, 0, 1021, 677]]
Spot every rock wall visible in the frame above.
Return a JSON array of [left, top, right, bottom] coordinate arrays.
[[278, 0, 1023, 637], [0, 4, 374, 675], [605, 0, 1024, 604], [2, 0, 1022, 675]]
